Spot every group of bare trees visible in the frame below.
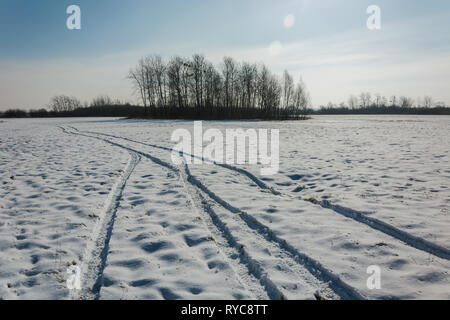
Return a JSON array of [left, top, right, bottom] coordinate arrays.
[[48, 95, 125, 113], [128, 54, 310, 119], [49, 95, 82, 112], [89, 95, 123, 107], [316, 92, 448, 115], [346, 93, 438, 110]]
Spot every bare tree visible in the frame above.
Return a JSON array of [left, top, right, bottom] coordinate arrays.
[[399, 96, 414, 108], [150, 55, 167, 107], [348, 95, 358, 109], [423, 96, 434, 108], [359, 92, 372, 108], [90, 95, 114, 107], [239, 62, 258, 108], [128, 60, 148, 108], [390, 95, 397, 107], [167, 56, 185, 108], [142, 56, 157, 107], [190, 54, 207, 108], [293, 77, 310, 118], [49, 95, 82, 112], [204, 61, 221, 108], [221, 57, 238, 108], [282, 70, 294, 108], [375, 93, 382, 107]]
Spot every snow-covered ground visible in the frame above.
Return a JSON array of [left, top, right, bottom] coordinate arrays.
[[0, 116, 448, 300]]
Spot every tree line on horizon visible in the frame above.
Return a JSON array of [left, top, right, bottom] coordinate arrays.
[[0, 54, 311, 120], [314, 93, 449, 115], [0, 95, 137, 118], [3, 63, 450, 118]]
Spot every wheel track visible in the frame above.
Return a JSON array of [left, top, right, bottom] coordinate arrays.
[[68, 127, 281, 195], [61, 127, 141, 300], [63, 126, 364, 300], [70, 126, 450, 261], [305, 199, 450, 260], [181, 157, 364, 300], [179, 157, 341, 300], [62, 126, 273, 299], [177, 159, 280, 300]]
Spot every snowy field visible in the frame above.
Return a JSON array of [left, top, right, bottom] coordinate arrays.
[[0, 115, 449, 300]]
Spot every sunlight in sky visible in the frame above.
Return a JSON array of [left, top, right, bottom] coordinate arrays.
[[283, 14, 296, 29]]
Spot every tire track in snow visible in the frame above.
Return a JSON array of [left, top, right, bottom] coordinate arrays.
[[73, 127, 450, 261], [60, 127, 141, 300], [68, 127, 281, 195], [181, 159, 364, 300], [64, 126, 364, 300], [63, 126, 272, 299], [177, 159, 278, 300], [179, 157, 340, 300], [304, 199, 450, 260]]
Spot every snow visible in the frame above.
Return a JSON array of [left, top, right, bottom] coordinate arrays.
[[0, 116, 449, 300]]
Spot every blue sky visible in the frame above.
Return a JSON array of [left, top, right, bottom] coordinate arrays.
[[1, 0, 449, 109]]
